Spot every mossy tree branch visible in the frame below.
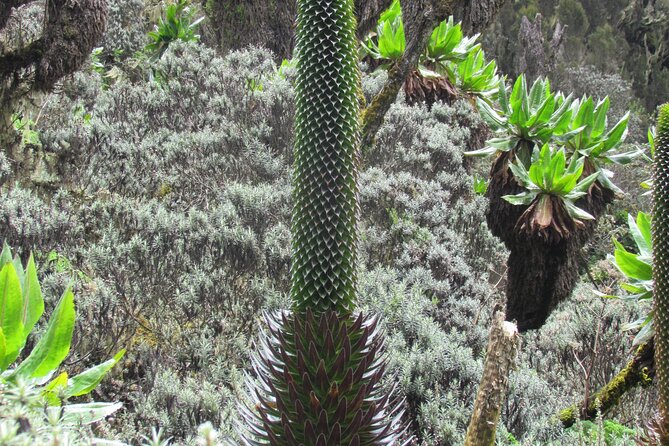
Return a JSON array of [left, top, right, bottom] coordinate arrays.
[[361, 0, 453, 150], [361, 0, 507, 150], [558, 340, 655, 427]]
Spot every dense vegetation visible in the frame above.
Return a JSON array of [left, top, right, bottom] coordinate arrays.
[[0, 0, 665, 445]]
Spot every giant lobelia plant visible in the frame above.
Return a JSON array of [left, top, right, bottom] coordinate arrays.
[[235, 0, 408, 444], [652, 103, 669, 443]]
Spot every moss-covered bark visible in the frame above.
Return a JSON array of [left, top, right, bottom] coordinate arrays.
[[558, 340, 655, 427], [465, 311, 519, 446]]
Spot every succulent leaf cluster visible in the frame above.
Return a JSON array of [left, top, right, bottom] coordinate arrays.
[[503, 144, 599, 238], [145, 0, 204, 59], [467, 76, 577, 158], [467, 74, 634, 239], [361, 0, 498, 103], [597, 212, 654, 345]]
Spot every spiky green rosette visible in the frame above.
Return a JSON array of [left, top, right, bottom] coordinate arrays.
[[239, 310, 408, 446], [653, 103, 669, 442], [290, 0, 361, 315]]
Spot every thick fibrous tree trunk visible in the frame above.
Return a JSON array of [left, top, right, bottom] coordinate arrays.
[[452, 0, 506, 35], [465, 311, 519, 446], [202, 0, 391, 60], [1, 0, 108, 93], [558, 340, 655, 427], [0, 0, 108, 187], [36, 0, 108, 90], [486, 154, 614, 331], [202, 0, 296, 60]]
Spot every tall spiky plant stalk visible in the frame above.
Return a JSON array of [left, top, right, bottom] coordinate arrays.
[[653, 103, 669, 443], [237, 0, 408, 444]]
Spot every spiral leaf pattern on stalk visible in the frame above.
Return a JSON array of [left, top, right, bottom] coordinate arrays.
[[654, 103, 669, 441], [291, 0, 361, 315]]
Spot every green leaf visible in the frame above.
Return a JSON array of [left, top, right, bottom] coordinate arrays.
[[502, 191, 536, 205], [573, 97, 595, 135], [0, 244, 12, 267], [602, 112, 629, 151], [13, 288, 76, 379], [612, 239, 653, 281], [628, 212, 652, 258], [65, 349, 126, 398], [476, 98, 506, 129], [44, 371, 69, 406], [509, 160, 531, 187], [498, 79, 510, 115], [463, 145, 499, 157], [0, 328, 6, 370], [0, 263, 24, 369], [21, 254, 44, 342], [591, 97, 609, 139], [564, 200, 595, 221], [528, 77, 546, 110], [632, 314, 654, 346], [61, 402, 123, 425], [570, 171, 599, 195], [487, 137, 517, 151]]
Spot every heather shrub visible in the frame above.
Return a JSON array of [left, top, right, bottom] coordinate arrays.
[[101, 0, 148, 58], [0, 40, 651, 445], [2, 43, 294, 443]]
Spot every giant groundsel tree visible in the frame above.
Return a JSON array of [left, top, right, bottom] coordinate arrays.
[[235, 0, 408, 444]]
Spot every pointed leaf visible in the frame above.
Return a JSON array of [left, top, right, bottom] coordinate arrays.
[[602, 112, 629, 151], [0, 263, 24, 369], [502, 191, 536, 205], [0, 244, 12, 267], [13, 288, 76, 379], [21, 254, 44, 341], [65, 349, 126, 398], [628, 212, 652, 258], [612, 239, 652, 281], [61, 402, 123, 425]]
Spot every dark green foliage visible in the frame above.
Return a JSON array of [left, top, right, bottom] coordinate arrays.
[[556, 0, 589, 37], [242, 310, 407, 446], [653, 103, 669, 442], [291, 0, 361, 316]]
